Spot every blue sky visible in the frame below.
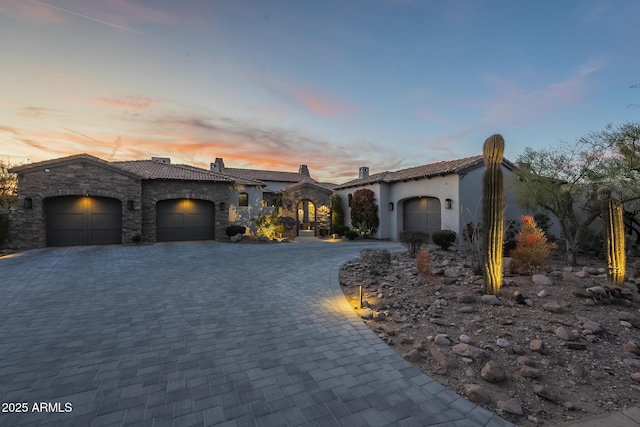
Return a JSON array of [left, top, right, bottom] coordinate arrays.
[[1, 0, 639, 182]]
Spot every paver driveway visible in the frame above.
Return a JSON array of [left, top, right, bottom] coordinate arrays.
[[0, 240, 514, 427]]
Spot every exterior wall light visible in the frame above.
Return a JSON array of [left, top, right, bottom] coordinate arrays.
[[127, 200, 134, 210], [445, 198, 452, 209], [389, 202, 394, 211], [219, 202, 226, 211], [24, 198, 33, 209]]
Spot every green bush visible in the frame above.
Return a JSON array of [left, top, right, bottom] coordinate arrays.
[[432, 230, 456, 250], [344, 230, 359, 240], [254, 211, 285, 240], [399, 230, 429, 257], [334, 224, 349, 236], [225, 225, 247, 237]]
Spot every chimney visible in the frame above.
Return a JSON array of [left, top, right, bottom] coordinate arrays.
[[298, 164, 310, 177], [151, 157, 171, 164], [359, 167, 369, 179], [211, 158, 225, 172]]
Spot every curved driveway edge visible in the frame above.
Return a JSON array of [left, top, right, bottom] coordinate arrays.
[[0, 240, 514, 427]]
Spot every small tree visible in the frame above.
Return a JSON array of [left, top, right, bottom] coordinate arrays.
[[0, 161, 18, 209], [331, 194, 344, 232], [350, 189, 379, 232], [514, 142, 604, 265]]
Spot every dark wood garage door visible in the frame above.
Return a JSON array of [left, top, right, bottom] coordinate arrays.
[[156, 199, 215, 242], [46, 196, 122, 246], [403, 197, 441, 239]]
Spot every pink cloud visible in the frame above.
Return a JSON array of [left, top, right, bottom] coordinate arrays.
[[479, 60, 603, 127], [236, 66, 360, 119], [291, 86, 360, 118], [96, 96, 161, 110]]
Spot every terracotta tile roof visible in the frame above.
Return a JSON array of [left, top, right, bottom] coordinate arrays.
[[169, 164, 265, 186], [223, 168, 317, 184], [9, 153, 142, 178], [113, 160, 237, 183], [335, 155, 488, 189]]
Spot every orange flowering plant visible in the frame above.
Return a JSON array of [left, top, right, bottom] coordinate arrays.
[[510, 215, 557, 274]]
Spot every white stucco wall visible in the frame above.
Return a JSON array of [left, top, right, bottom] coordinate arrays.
[[389, 175, 460, 241], [335, 183, 384, 238]]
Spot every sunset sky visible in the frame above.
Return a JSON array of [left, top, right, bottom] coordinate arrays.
[[1, 0, 639, 183]]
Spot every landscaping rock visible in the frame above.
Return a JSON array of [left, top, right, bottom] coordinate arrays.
[[464, 384, 492, 404], [481, 361, 506, 383], [497, 398, 524, 415], [452, 343, 487, 361], [532, 274, 553, 286]]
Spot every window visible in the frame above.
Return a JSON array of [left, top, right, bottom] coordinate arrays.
[[238, 192, 249, 207], [348, 193, 352, 207]]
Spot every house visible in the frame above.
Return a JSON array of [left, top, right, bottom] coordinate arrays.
[[334, 155, 548, 243], [6, 153, 336, 249], [7, 151, 550, 249], [211, 158, 334, 238], [7, 154, 263, 249]]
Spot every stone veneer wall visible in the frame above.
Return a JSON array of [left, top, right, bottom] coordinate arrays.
[[141, 180, 231, 243], [280, 185, 332, 238], [10, 162, 142, 249]]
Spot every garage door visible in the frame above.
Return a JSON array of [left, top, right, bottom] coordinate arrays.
[[46, 196, 122, 246], [403, 197, 441, 239], [156, 199, 215, 242]]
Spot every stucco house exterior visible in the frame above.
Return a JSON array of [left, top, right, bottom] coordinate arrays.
[[6, 152, 553, 249], [334, 155, 544, 244], [211, 158, 334, 238]]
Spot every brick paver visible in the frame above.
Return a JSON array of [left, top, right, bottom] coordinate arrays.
[[0, 241, 514, 426]]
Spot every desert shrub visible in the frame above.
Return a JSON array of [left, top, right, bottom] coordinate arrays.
[[578, 227, 604, 257], [360, 248, 390, 276], [280, 216, 296, 231], [416, 249, 432, 283], [533, 212, 553, 235], [399, 230, 429, 257], [254, 211, 285, 240], [334, 224, 349, 236], [432, 230, 456, 250], [502, 219, 520, 256], [225, 224, 246, 237], [344, 230, 359, 240], [510, 215, 557, 274], [463, 222, 483, 275], [355, 221, 373, 238]]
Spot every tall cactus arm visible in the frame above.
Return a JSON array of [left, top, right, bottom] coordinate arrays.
[[482, 134, 505, 296]]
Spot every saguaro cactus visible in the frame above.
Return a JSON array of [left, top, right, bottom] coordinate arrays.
[[598, 186, 626, 287], [482, 134, 505, 295]]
